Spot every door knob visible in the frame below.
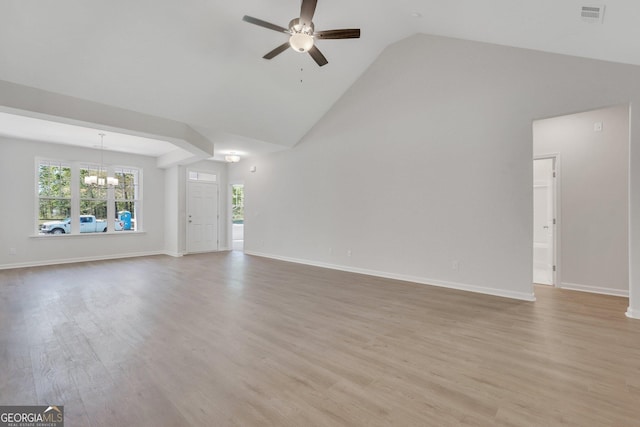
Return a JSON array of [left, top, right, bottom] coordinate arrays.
[[543, 226, 549, 229]]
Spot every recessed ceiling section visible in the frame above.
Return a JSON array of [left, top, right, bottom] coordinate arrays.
[[0, 112, 179, 157]]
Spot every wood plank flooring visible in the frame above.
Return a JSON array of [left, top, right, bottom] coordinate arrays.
[[1, 251, 639, 426]]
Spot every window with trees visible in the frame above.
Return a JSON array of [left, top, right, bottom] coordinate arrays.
[[37, 159, 142, 235], [232, 184, 244, 224], [80, 164, 107, 221], [38, 160, 72, 230], [114, 167, 140, 231]]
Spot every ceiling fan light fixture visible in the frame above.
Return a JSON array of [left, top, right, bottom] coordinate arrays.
[[243, 0, 360, 66], [289, 33, 314, 52]]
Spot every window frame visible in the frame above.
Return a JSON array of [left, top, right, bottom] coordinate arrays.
[[35, 158, 143, 236]]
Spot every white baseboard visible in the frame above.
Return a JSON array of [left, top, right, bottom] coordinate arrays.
[[164, 251, 184, 258], [0, 251, 166, 270], [245, 251, 536, 302], [183, 248, 229, 255], [559, 282, 629, 298], [626, 307, 640, 319]]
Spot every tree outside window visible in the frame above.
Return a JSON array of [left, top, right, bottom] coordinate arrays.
[[114, 167, 139, 231], [38, 161, 71, 227], [232, 184, 244, 224], [80, 165, 107, 220]]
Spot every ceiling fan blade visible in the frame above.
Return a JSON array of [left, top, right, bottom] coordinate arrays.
[[242, 15, 289, 33], [300, 0, 318, 26], [315, 29, 361, 39], [308, 45, 328, 67], [263, 42, 291, 60]]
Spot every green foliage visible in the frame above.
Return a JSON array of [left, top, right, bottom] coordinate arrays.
[[114, 169, 138, 201], [232, 185, 244, 222], [80, 201, 107, 219], [38, 162, 71, 220], [38, 199, 71, 221], [38, 163, 71, 198]]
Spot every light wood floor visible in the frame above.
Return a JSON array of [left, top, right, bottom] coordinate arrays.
[[1, 252, 639, 426]]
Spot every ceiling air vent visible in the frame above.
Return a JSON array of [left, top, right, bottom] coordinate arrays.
[[581, 5, 605, 23]]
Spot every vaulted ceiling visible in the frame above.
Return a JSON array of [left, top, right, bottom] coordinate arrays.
[[1, 0, 640, 161]]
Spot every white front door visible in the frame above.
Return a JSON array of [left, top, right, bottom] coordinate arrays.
[[187, 181, 219, 253], [533, 158, 555, 285]]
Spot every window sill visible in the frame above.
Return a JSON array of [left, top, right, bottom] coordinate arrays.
[[30, 231, 147, 239]]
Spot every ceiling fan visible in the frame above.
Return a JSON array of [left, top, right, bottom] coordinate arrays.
[[242, 0, 360, 67]]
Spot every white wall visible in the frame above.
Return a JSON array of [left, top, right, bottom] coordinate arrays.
[[232, 34, 640, 310], [0, 136, 166, 268], [534, 105, 629, 296], [164, 165, 180, 256]]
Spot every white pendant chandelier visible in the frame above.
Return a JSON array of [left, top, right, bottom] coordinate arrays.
[[84, 133, 119, 187]]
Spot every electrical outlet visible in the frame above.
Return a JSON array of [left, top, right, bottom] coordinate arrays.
[[452, 260, 459, 271], [329, 247, 333, 255], [347, 249, 352, 257], [9, 248, 17, 255]]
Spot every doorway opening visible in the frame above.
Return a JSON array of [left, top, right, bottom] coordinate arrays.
[[231, 184, 244, 251], [533, 157, 557, 285], [532, 104, 630, 298]]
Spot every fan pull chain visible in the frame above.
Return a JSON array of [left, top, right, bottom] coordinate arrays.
[[300, 67, 304, 84]]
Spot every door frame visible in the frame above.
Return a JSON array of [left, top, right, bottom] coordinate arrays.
[[534, 154, 561, 287], [186, 176, 220, 254]]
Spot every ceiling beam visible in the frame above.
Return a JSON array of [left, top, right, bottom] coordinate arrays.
[[0, 80, 213, 162]]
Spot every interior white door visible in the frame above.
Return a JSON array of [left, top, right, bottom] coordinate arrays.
[[187, 181, 219, 253], [533, 158, 555, 285]]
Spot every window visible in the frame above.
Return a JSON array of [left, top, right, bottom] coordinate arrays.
[[80, 164, 107, 221], [36, 159, 142, 235], [232, 184, 244, 224], [114, 167, 140, 231], [188, 171, 217, 182], [38, 161, 72, 232]]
